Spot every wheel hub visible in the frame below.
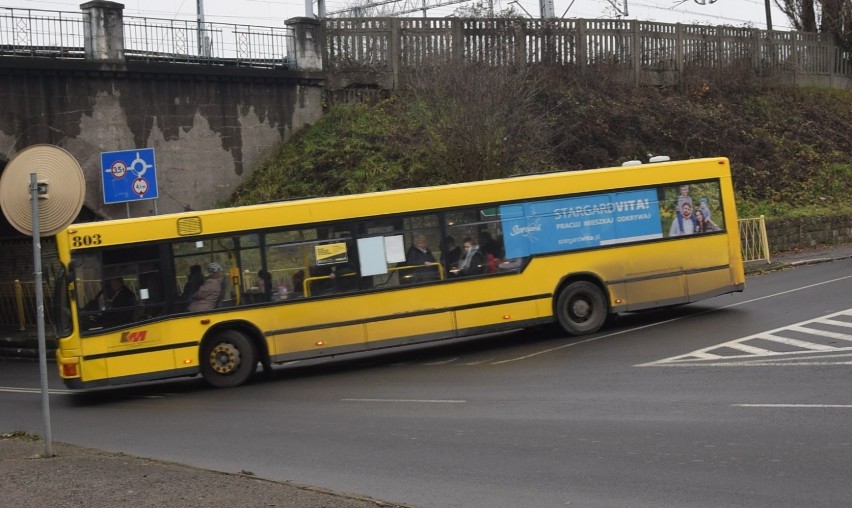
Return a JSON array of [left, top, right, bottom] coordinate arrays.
[[571, 298, 591, 320], [209, 343, 241, 374]]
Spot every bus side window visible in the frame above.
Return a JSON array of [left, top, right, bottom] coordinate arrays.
[[445, 208, 509, 277]]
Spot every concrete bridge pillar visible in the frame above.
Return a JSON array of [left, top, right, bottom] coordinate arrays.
[[286, 17, 322, 71], [81, 1, 126, 63]]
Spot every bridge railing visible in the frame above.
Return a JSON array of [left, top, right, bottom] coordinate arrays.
[[0, 7, 294, 68], [0, 7, 85, 58], [123, 16, 294, 67], [324, 18, 852, 90]]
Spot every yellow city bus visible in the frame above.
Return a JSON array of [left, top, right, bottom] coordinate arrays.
[[51, 157, 745, 389]]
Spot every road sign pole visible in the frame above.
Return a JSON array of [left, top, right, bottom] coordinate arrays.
[[30, 172, 53, 457]]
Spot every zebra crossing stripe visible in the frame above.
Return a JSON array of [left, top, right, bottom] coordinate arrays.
[[757, 333, 837, 351], [638, 308, 852, 367], [821, 317, 852, 329], [725, 342, 774, 355], [788, 324, 852, 342]]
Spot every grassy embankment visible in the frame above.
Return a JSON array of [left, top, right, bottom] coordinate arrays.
[[232, 75, 852, 220]]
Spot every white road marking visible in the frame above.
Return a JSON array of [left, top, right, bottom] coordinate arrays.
[[822, 317, 852, 329], [462, 359, 495, 365], [0, 386, 72, 395], [341, 398, 466, 403], [639, 308, 852, 367], [423, 358, 459, 366], [494, 274, 852, 366], [715, 274, 852, 309], [788, 324, 852, 342], [733, 404, 852, 408], [757, 333, 838, 351], [725, 342, 774, 355]]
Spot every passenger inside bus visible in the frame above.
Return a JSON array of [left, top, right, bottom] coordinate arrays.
[[477, 231, 503, 272], [441, 235, 461, 273], [181, 264, 205, 309], [188, 263, 225, 311], [248, 268, 273, 302], [450, 237, 487, 276], [401, 234, 439, 284]]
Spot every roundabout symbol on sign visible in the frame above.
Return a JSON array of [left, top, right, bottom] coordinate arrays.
[[110, 160, 127, 178], [101, 148, 158, 204], [132, 177, 149, 196]]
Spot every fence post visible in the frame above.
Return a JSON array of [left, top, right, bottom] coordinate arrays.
[[631, 20, 640, 86], [515, 19, 526, 65], [790, 31, 799, 85], [390, 18, 400, 90], [14, 280, 26, 331], [286, 17, 323, 71], [752, 28, 761, 73], [81, 0, 126, 63], [675, 23, 684, 91], [759, 215, 771, 264], [451, 18, 463, 63]]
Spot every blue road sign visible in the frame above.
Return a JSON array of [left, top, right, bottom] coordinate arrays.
[[101, 148, 158, 204]]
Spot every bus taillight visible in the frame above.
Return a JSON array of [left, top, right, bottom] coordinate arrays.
[[61, 362, 79, 378]]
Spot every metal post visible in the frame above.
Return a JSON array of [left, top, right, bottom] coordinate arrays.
[[759, 214, 771, 264], [14, 280, 25, 331], [30, 173, 53, 457], [197, 0, 208, 57], [764, 0, 773, 31]]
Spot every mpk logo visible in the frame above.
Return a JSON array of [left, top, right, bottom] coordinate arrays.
[[120, 330, 148, 343]]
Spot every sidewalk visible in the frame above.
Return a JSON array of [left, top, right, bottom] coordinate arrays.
[[0, 435, 408, 508], [743, 241, 852, 275]]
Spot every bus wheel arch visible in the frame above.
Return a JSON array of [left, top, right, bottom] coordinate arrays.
[[200, 323, 266, 388], [553, 275, 610, 336]]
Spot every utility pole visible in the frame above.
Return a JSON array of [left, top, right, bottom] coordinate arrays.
[[196, 0, 208, 57], [764, 0, 773, 31]]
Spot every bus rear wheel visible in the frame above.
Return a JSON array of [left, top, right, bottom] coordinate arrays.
[[555, 281, 608, 335], [200, 330, 257, 388]]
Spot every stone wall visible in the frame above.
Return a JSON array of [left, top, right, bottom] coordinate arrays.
[[0, 61, 322, 221], [764, 213, 852, 252]]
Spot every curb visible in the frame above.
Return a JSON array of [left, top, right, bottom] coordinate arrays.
[[0, 336, 56, 361], [745, 252, 852, 276]]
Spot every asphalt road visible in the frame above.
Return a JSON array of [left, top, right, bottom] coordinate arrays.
[[2, 258, 851, 507]]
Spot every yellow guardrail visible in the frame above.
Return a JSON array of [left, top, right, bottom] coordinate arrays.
[[0, 280, 54, 332], [738, 215, 771, 264]]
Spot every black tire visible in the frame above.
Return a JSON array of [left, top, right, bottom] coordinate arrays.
[[200, 330, 257, 388], [555, 281, 608, 336]]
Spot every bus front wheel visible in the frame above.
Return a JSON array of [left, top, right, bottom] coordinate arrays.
[[200, 330, 257, 388], [555, 281, 608, 335]]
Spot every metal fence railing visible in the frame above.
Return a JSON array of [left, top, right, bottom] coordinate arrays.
[[0, 280, 54, 333], [0, 8, 294, 68], [0, 7, 85, 58], [123, 16, 294, 68], [739, 216, 771, 264]]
